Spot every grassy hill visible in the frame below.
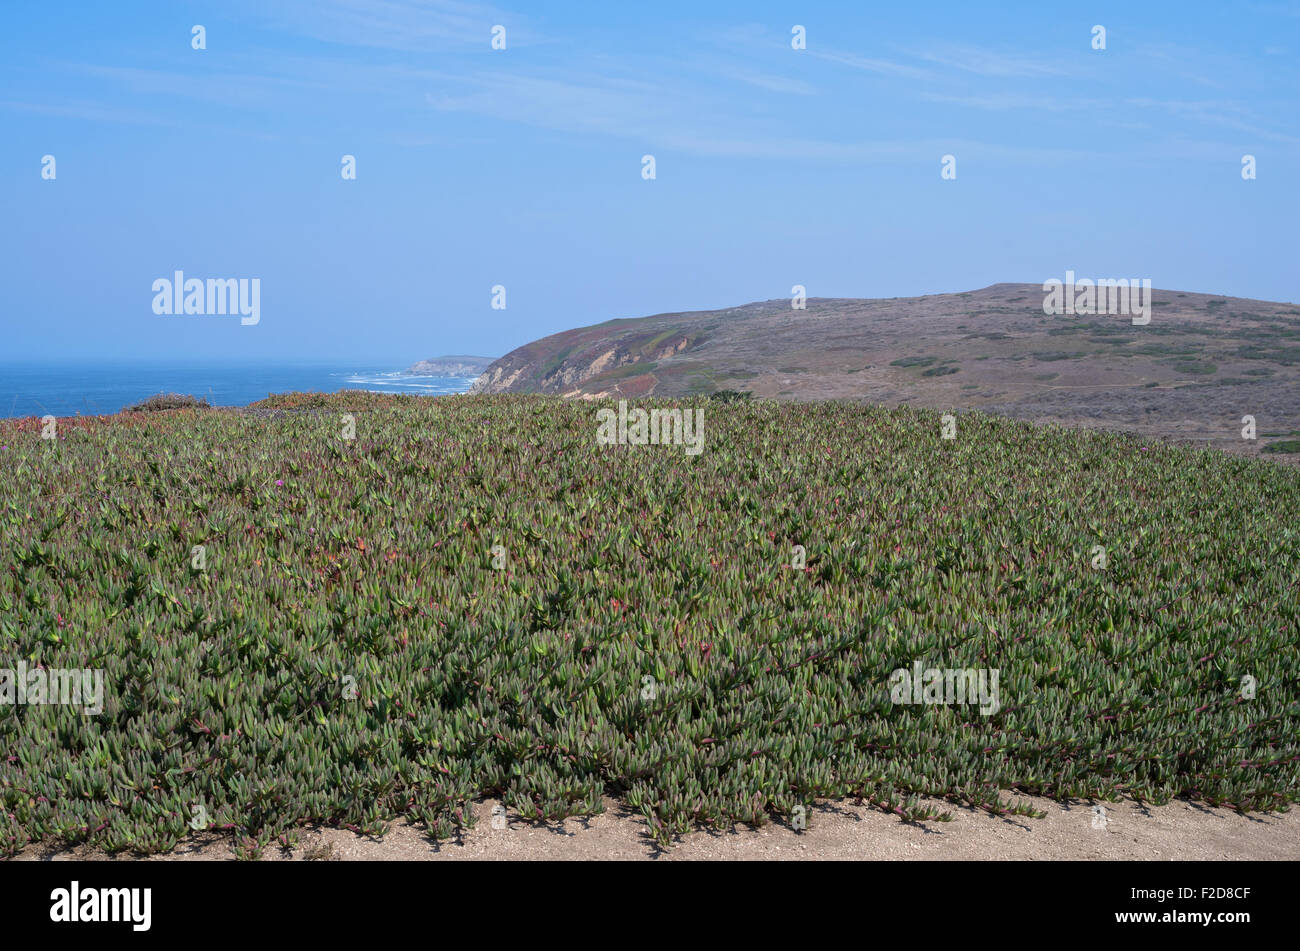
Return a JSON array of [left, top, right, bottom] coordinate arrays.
[[472, 283, 1300, 460], [1, 393, 1296, 855]]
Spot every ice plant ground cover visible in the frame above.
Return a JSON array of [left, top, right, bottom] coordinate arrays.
[[0, 393, 1297, 856]]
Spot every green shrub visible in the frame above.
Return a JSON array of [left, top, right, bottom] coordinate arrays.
[[1, 396, 1296, 854], [123, 393, 211, 413]]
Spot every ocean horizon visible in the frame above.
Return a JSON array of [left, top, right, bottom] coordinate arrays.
[[0, 360, 477, 419]]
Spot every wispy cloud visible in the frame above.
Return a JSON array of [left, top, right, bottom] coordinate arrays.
[[808, 48, 933, 81], [9, 2, 1294, 166], [0, 98, 172, 126], [914, 44, 1074, 78], [709, 23, 932, 81], [917, 91, 1104, 112], [719, 68, 816, 95], [71, 63, 333, 107], [424, 69, 1089, 163], [241, 0, 521, 51], [1126, 97, 1300, 144], [427, 71, 670, 139]]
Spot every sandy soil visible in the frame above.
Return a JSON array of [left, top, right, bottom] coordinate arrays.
[[15, 794, 1298, 861]]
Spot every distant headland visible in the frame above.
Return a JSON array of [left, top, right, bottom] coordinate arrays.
[[402, 355, 496, 377]]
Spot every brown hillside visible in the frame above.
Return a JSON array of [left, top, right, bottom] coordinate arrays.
[[470, 283, 1300, 460]]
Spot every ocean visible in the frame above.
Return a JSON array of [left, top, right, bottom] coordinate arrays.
[[0, 361, 477, 419]]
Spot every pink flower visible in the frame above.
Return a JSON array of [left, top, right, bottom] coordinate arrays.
[[275, 479, 284, 486]]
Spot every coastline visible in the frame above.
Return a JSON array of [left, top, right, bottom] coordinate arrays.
[[0, 361, 477, 420]]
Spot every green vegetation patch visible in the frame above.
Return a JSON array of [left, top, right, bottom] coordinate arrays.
[[1134, 343, 1202, 357], [1, 395, 1297, 856], [1263, 440, 1300, 454], [124, 393, 212, 413]]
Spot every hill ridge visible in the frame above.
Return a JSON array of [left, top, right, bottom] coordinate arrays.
[[470, 283, 1300, 460]]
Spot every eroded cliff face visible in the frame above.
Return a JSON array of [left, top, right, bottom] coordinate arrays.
[[468, 365, 525, 393], [469, 324, 710, 395], [470, 354, 609, 394]]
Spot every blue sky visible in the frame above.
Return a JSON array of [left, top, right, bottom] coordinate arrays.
[[2, 1, 1297, 363]]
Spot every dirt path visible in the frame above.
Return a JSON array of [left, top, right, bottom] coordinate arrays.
[[15, 794, 1299, 861]]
